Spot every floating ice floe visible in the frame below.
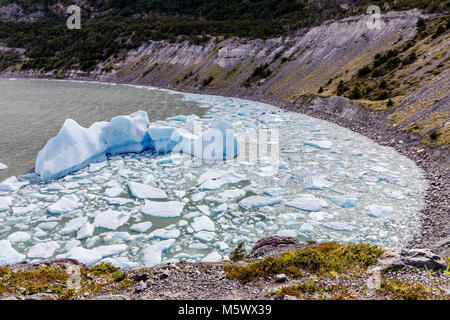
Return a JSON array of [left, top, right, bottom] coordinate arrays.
[[365, 205, 395, 218], [304, 140, 332, 150], [93, 210, 130, 230], [0, 240, 25, 265], [0, 163, 7, 170], [238, 196, 282, 210], [47, 196, 82, 215], [58, 244, 127, 265], [7, 231, 31, 243], [328, 195, 358, 208], [198, 169, 247, 190], [285, 194, 328, 212], [142, 239, 175, 267], [141, 200, 185, 218], [303, 173, 333, 190], [0, 176, 29, 192], [128, 181, 167, 199], [27, 241, 60, 259], [0, 196, 12, 212], [130, 222, 153, 233]]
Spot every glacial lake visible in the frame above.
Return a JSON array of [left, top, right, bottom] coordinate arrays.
[[0, 79, 428, 268]]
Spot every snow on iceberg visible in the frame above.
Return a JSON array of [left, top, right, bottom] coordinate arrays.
[[35, 110, 240, 182]]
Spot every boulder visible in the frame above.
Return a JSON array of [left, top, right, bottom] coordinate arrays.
[[247, 236, 304, 259], [370, 248, 447, 272]]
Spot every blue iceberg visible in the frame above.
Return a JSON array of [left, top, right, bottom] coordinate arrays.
[[35, 111, 239, 182]]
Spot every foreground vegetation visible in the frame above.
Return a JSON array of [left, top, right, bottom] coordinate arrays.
[[225, 242, 384, 283]]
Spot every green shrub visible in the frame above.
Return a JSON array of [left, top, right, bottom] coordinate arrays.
[[349, 85, 362, 99], [225, 242, 384, 283], [229, 241, 247, 262], [357, 65, 372, 77], [202, 76, 214, 87], [318, 86, 324, 94]]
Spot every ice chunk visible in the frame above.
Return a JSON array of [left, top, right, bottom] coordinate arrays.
[[141, 200, 185, 218], [130, 222, 153, 233], [47, 196, 82, 215], [60, 244, 127, 265], [322, 222, 356, 232], [303, 173, 332, 190], [0, 240, 26, 265], [100, 256, 140, 270], [104, 186, 123, 198], [128, 181, 167, 199], [219, 189, 246, 200], [194, 231, 216, 242], [0, 196, 12, 212], [276, 230, 297, 237], [142, 239, 176, 267], [239, 196, 282, 210], [365, 205, 394, 218], [263, 188, 286, 197], [309, 211, 332, 221], [191, 216, 215, 232], [35, 111, 151, 182], [7, 231, 31, 243], [27, 241, 60, 259], [382, 189, 405, 200], [0, 163, 7, 170], [60, 217, 88, 235], [168, 114, 199, 122], [201, 251, 222, 262], [191, 191, 207, 202], [37, 221, 58, 231], [93, 210, 130, 230], [88, 161, 107, 173], [76, 222, 94, 240], [299, 223, 314, 233], [328, 195, 358, 208], [149, 228, 180, 239], [285, 194, 328, 212], [104, 197, 134, 206], [29, 193, 59, 202], [304, 140, 332, 150], [198, 169, 247, 190], [0, 176, 29, 191], [187, 121, 239, 160], [197, 205, 210, 216]]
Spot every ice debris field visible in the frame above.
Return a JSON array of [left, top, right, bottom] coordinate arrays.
[[0, 87, 428, 268]]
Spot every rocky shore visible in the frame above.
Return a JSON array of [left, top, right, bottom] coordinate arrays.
[[0, 237, 448, 300]]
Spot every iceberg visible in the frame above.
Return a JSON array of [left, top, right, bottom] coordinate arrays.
[[35, 110, 240, 182]]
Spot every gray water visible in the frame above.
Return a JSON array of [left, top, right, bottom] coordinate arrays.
[[0, 79, 206, 181]]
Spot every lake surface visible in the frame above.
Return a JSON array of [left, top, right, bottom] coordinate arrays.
[[0, 79, 428, 268]]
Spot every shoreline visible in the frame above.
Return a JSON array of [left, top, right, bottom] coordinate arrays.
[[1, 75, 449, 256]]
